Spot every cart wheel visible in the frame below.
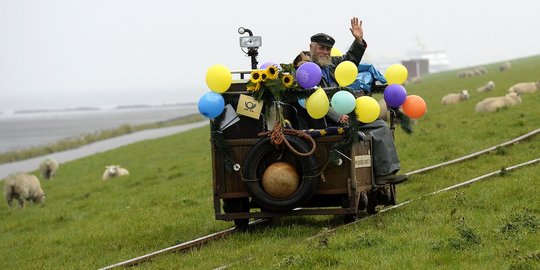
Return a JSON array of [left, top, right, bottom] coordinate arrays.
[[359, 192, 368, 211], [223, 198, 249, 231], [343, 214, 358, 223], [366, 190, 378, 215], [342, 195, 357, 223]]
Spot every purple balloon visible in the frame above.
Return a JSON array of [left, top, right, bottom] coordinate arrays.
[[295, 62, 322, 89], [259, 61, 278, 70], [383, 84, 407, 107]]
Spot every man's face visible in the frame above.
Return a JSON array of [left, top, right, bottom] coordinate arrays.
[[310, 42, 332, 67]]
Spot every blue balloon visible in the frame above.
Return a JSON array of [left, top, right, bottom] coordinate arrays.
[[198, 92, 225, 118], [298, 98, 306, 108], [295, 62, 322, 89], [331, 90, 356, 115]]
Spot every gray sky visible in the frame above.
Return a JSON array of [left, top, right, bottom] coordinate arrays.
[[1, 0, 539, 111]]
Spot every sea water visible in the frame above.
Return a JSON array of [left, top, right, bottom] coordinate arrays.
[[0, 104, 198, 153]]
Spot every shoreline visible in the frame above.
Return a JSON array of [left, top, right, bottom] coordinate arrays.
[[0, 104, 198, 154], [0, 121, 209, 180]]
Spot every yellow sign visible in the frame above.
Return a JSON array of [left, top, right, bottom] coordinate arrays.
[[236, 94, 263, 119]]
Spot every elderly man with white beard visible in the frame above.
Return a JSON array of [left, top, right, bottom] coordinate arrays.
[[294, 17, 407, 186]]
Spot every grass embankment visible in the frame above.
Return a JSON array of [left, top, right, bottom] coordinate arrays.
[[1, 55, 539, 269], [0, 114, 205, 164]]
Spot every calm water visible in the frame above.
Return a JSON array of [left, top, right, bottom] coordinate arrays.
[[0, 104, 198, 153]]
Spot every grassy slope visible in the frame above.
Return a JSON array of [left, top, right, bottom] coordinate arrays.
[[1, 56, 539, 269]]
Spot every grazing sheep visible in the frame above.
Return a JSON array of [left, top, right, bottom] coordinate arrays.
[[457, 67, 488, 78], [102, 165, 130, 180], [474, 66, 488, 75], [441, 90, 470, 105], [4, 172, 45, 208], [39, 157, 59, 180], [476, 81, 495, 93], [475, 92, 522, 112], [378, 98, 388, 121], [499, 61, 511, 72], [508, 81, 540, 94]]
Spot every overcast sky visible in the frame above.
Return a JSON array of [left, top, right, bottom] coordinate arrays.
[[1, 0, 539, 111]]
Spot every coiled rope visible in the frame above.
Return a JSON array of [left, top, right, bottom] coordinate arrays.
[[258, 122, 316, 156]]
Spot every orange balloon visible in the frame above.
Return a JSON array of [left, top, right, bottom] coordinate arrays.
[[402, 95, 427, 119]]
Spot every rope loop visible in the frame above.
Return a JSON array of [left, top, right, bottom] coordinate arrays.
[[258, 122, 316, 157]]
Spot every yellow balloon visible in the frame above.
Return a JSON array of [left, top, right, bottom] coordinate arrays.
[[331, 47, 343, 57], [355, 96, 380, 123], [384, 64, 408, 85], [205, 64, 232, 93], [306, 87, 330, 119], [335, 61, 358, 87]]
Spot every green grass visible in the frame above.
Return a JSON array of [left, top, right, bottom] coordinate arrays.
[[1, 55, 539, 269]]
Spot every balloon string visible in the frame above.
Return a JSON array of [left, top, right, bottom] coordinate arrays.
[[258, 122, 316, 157]]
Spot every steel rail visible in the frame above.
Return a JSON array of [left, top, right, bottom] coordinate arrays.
[[310, 157, 540, 238], [405, 127, 540, 176], [98, 219, 266, 269], [101, 128, 539, 268]]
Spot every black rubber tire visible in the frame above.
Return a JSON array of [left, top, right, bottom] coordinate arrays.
[[242, 135, 320, 211]]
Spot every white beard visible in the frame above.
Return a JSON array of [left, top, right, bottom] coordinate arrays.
[[313, 55, 332, 67]]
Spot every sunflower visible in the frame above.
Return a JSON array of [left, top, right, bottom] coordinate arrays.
[[281, 74, 294, 88], [247, 82, 261, 92], [265, 65, 279, 80], [249, 71, 262, 83]]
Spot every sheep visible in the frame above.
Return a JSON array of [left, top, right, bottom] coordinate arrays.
[[475, 92, 522, 112], [39, 157, 59, 180], [477, 81, 495, 93], [102, 165, 130, 180], [457, 67, 488, 78], [499, 61, 511, 72], [508, 80, 540, 94], [441, 90, 470, 105], [378, 98, 388, 121], [474, 66, 488, 75], [4, 172, 45, 208], [410, 76, 422, 84]]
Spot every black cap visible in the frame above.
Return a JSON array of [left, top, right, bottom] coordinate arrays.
[[310, 33, 335, 47]]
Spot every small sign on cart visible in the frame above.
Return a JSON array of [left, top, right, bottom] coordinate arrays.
[[236, 94, 263, 119]]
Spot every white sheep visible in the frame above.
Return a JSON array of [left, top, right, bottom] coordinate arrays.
[[4, 172, 45, 208], [508, 81, 540, 94], [102, 165, 130, 180], [378, 98, 388, 121], [475, 92, 522, 112], [441, 90, 470, 105], [474, 66, 488, 75], [39, 157, 59, 180], [476, 81, 495, 93], [499, 61, 511, 72]]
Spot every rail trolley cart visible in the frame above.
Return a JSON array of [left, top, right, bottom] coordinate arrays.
[[210, 73, 397, 230]]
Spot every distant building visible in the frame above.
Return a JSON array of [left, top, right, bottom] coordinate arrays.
[[405, 37, 451, 75], [401, 59, 429, 78]]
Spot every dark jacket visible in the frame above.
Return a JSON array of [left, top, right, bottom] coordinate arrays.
[[319, 39, 367, 88]]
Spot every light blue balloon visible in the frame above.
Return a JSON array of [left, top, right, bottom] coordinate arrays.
[[298, 98, 306, 108], [331, 90, 356, 115], [198, 91, 225, 118]]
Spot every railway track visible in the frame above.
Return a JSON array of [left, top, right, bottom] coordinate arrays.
[[99, 128, 540, 269]]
